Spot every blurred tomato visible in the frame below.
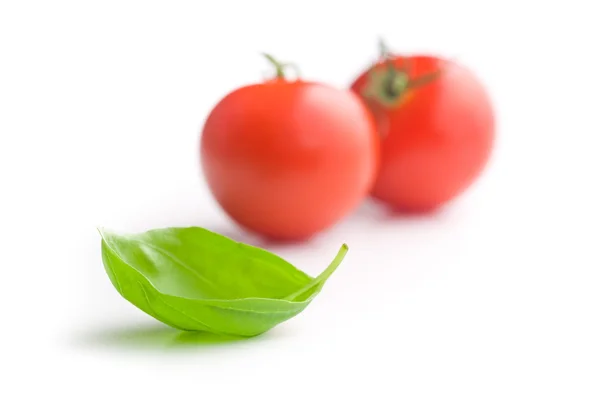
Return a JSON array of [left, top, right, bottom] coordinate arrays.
[[351, 43, 495, 212], [201, 55, 379, 240]]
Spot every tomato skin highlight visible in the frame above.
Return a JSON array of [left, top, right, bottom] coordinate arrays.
[[351, 55, 495, 212], [201, 79, 379, 240]]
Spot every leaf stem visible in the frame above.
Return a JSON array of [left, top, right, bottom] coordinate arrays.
[[284, 244, 349, 301]]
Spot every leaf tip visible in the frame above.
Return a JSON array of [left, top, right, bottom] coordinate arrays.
[[96, 226, 105, 237], [96, 226, 116, 242]]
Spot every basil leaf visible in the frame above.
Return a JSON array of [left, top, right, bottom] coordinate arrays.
[[99, 226, 348, 337]]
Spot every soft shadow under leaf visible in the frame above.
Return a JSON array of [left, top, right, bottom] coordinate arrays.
[[74, 323, 256, 351]]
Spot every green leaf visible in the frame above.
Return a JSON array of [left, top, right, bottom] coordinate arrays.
[[98, 226, 348, 337]]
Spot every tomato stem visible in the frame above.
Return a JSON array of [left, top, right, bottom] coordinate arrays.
[[262, 53, 286, 79], [378, 37, 392, 60], [261, 53, 300, 80]]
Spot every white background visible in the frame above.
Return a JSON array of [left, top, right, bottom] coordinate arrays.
[[1, 0, 599, 398]]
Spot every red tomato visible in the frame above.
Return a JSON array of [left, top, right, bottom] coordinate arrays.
[[350, 47, 495, 212], [201, 55, 379, 240]]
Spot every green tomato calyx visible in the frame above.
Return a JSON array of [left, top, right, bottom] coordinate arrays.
[[361, 38, 442, 107]]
